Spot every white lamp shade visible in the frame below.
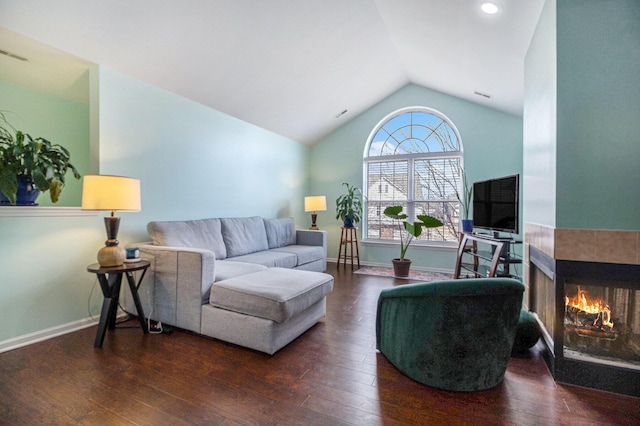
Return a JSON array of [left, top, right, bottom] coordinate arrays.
[[82, 175, 141, 212], [304, 195, 327, 212]]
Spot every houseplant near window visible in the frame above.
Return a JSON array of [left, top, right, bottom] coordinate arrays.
[[335, 182, 363, 228], [0, 112, 81, 205], [383, 205, 443, 277], [458, 170, 473, 232]]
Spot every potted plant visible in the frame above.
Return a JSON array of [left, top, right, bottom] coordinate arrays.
[[335, 182, 362, 228], [458, 170, 473, 232], [383, 205, 443, 277], [0, 112, 81, 205]]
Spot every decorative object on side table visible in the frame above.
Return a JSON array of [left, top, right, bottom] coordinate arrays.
[[125, 247, 141, 263], [335, 182, 362, 228], [0, 111, 81, 205], [82, 175, 141, 267], [304, 195, 327, 230], [383, 205, 443, 277]]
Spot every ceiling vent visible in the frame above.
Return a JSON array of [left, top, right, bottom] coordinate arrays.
[[0, 49, 28, 62], [474, 91, 491, 99]]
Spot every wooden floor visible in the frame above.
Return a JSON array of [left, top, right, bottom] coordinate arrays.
[[1, 263, 639, 425]]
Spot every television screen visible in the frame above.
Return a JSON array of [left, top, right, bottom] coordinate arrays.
[[472, 174, 519, 234]]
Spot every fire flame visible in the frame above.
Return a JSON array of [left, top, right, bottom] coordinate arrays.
[[565, 286, 614, 329]]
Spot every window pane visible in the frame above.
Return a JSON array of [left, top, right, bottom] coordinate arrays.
[[368, 111, 460, 157], [367, 161, 408, 202], [414, 158, 460, 201], [366, 201, 408, 240], [414, 201, 459, 242]]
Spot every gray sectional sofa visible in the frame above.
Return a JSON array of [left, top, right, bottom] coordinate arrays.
[[126, 216, 332, 354]]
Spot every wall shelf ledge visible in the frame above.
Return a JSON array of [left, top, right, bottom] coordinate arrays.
[[0, 206, 98, 217]]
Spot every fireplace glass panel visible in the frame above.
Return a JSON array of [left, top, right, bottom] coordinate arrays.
[[564, 279, 640, 370]]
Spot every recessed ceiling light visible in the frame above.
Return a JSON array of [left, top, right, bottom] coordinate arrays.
[[481, 2, 501, 15]]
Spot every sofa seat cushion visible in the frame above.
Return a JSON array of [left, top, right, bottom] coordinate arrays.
[[210, 268, 334, 323], [227, 250, 297, 269], [271, 245, 325, 266], [215, 260, 268, 282]]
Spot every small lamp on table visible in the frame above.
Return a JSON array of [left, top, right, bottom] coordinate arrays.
[[82, 175, 141, 267], [304, 195, 327, 230]]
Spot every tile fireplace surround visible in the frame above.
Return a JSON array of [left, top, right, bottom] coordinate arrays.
[[525, 224, 640, 397]]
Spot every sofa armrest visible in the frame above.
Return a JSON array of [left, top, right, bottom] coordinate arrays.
[[130, 244, 215, 333]]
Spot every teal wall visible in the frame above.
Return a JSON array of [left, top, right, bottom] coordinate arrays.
[[524, 0, 640, 232], [0, 80, 90, 206], [0, 66, 310, 343], [556, 0, 640, 230], [310, 83, 523, 270], [94, 66, 310, 243], [523, 0, 557, 228]]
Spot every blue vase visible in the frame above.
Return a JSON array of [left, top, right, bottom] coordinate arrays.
[[0, 175, 40, 206], [343, 217, 354, 228], [461, 219, 473, 233]]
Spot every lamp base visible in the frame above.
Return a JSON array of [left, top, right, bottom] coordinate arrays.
[[97, 245, 125, 267], [309, 212, 319, 230]]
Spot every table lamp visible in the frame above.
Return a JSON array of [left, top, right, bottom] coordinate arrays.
[[304, 195, 327, 230], [82, 175, 141, 267]]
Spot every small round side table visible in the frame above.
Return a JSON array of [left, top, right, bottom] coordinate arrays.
[[87, 260, 150, 348]]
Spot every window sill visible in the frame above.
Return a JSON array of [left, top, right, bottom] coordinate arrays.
[[361, 239, 457, 251], [0, 206, 98, 217]]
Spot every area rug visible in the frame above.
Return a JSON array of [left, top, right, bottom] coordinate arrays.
[[353, 265, 452, 282]]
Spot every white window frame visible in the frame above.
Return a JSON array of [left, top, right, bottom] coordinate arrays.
[[362, 106, 464, 247]]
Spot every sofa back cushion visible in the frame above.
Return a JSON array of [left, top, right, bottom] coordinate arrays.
[[221, 216, 269, 257], [147, 218, 227, 259], [264, 217, 297, 249]]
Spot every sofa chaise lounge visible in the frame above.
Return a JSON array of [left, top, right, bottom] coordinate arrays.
[[125, 216, 333, 354]]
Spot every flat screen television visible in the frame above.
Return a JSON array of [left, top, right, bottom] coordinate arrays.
[[472, 174, 519, 234]]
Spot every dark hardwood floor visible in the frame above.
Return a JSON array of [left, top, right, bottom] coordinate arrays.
[[1, 262, 639, 425]]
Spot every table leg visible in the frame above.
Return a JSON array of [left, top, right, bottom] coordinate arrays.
[[354, 231, 360, 269], [125, 271, 149, 334], [94, 273, 122, 348], [337, 228, 345, 270]]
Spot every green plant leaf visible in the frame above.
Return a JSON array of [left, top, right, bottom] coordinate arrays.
[[383, 205, 407, 220], [417, 215, 444, 228], [48, 180, 62, 203], [0, 169, 17, 204], [404, 222, 423, 238]]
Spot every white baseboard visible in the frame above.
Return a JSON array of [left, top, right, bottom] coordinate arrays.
[[0, 312, 127, 354]]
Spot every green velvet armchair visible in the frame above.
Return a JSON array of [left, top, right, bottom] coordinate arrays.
[[376, 278, 524, 392]]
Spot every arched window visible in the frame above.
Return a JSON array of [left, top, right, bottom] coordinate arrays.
[[364, 107, 463, 244]]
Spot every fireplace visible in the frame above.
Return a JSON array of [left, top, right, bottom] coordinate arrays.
[[530, 246, 640, 396]]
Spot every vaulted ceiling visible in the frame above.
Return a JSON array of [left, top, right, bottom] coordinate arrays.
[[0, 0, 545, 145]]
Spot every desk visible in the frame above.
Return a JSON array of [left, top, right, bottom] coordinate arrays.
[[87, 260, 150, 348], [337, 226, 360, 270]]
